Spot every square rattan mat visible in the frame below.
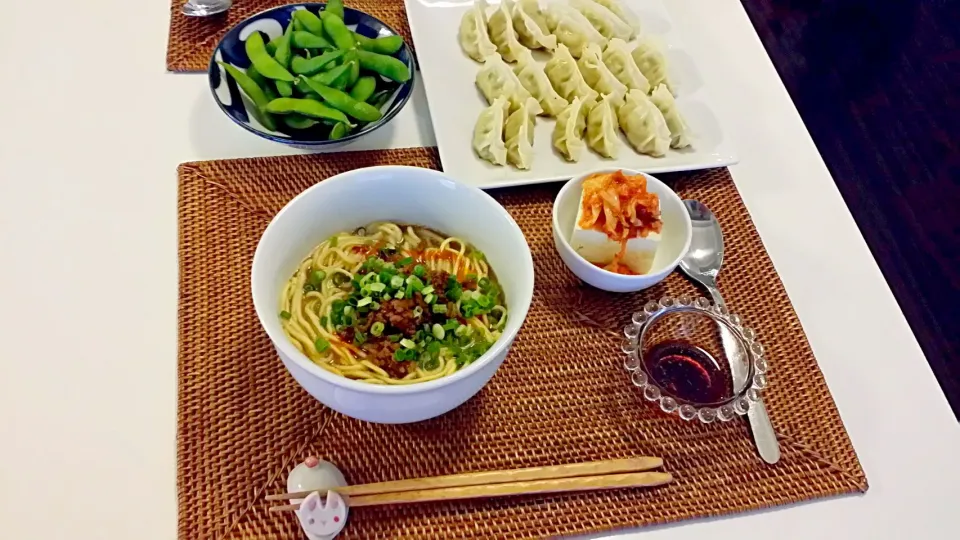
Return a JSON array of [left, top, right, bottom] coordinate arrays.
[[167, 0, 413, 71], [177, 147, 867, 539]]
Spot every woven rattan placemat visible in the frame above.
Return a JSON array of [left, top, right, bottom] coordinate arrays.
[[177, 147, 866, 539], [167, 0, 412, 72]]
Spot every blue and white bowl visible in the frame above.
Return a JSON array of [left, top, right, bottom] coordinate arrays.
[[208, 3, 416, 148]]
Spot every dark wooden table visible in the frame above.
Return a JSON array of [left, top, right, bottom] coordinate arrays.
[[740, 0, 960, 418]]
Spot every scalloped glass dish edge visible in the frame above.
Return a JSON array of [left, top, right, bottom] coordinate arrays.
[[621, 296, 770, 423]]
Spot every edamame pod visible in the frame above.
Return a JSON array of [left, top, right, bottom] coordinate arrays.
[[356, 50, 410, 83], [265, 97, 354, 125], [217, 62, 277, 131], [276, 80, 294, 97], [352, 33, 404, 55], [343, 49, 360, 88], [245, 33, 294, 81], [299, 78, 383, 122], [266, 34, 281, 56], [290, 50, 344, 75], [325, 0, 345, 20], [349, 75, 377, 103], [319, 12, 356, 51], [368, 89, 393, 110], [292, 30, 333, 50], [245, 64, 269, 89], [283, 114, 319, 130], [310, 63, 350, 87], [329, 122, 348, 140], [293, 9, 326, 37]]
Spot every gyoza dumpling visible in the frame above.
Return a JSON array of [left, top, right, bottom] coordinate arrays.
[[590, 0, 641, 35], [617, 90, 670, 156], [586, 93, 620, 158], [458, 0, 498, 62], [649, 83, 691, 149], [513, 49, 568, 116], [473, 96, 510, 165], [632, 35, 675, 95], [505, 97, 537, 169], [488, 0, 529, 62], [552, 96, 589, 162], [545, 2, 606, 57], [602, 38, 649, 93], [545, 44, 598, 103], [476, 53, 543, 114], [577, 42, 627, 104], [569, 0, 633, 40], [512, 0, 556, 50]]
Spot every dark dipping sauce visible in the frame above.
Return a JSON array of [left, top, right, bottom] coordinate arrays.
[[643, 340, 729, 404]]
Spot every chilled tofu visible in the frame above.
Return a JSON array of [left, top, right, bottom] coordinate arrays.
[[571, 191, 661, 274]]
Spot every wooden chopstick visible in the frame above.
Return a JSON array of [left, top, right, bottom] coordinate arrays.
[[269, 471, 672, 512], [267, 457, 662, 501]]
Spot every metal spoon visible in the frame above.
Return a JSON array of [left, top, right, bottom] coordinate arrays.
[[678, 200, 781, 464], [181, 0, 232, 17]]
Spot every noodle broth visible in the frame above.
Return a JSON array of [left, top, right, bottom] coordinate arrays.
[[278, 223, 507, 385]]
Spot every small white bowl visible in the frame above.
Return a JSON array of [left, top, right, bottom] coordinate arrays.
[[252, 166, 535, 424], [552, 169, 692, 293]]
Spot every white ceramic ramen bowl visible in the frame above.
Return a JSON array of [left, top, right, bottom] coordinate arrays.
[[252, 166, 535, 423], [552, 169, 692, 293]]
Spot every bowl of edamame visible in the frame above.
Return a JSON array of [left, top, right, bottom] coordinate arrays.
[[209, 1, 416, 148]]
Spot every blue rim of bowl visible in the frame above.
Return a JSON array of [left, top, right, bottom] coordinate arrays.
[[207, 3, 416, 146]]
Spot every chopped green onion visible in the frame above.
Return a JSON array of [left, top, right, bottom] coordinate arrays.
[[390, 275, 404, 288], [354, 331, 367, 345], [320, 316, 328, 326], [471, 250, 485, 260], [387, 334, 401, 342], [466, 273, 478, 281], [371, 301, 381, 310], [477, 295, 492, 308], [370, 322, 385, 336], [442, 318, 459, 331], [455, 325, 469, 337], [433, 304, 448, 314], [413, 306, 423, 318], [424, 293, 436, 304], [413, 265, 426, 277], [369, 282, 386, 293], [400, 338, 416, 349], [478, 277, 491, 289], [394, 290, 405, 299], [303, 283, 317, 293], [315, 337, 330, 352], [357, 297, 373, 307], [279, 310, 292, 320], [406, 275, 425, 290], [432, 324, 445, 340], [309, 270, 326, 286], [421, 285, 435, 295], [343, 305, 354, 316], [329, 235, 339, 247], [394, 348, 417, 362], [398, 256, 413, 266]]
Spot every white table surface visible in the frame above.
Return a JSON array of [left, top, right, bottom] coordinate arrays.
[[1, 1, 958, 538]]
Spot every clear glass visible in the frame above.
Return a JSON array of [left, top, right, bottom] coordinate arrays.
[[622, 296, 769, 423]]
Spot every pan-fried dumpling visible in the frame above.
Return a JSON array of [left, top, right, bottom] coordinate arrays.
[[649, 83, 691, 149], [512, 0, 556, 50], [545, 44, 598, 104], [569, 0, 633, 40], [458, 0, 498, 62], [577, 43, 627, 104], [513, 49, 568, 116], [505, 97, 537, 169], [473, 96, 510, 165], [544, 2, 606, 57], [617, 90, 670, 157], [602, 38, 649, 93], [476, 53, 543, 115], [586, 93, 620, 158], [591, 0, 641, 35], [552, 96, 589, 162], [488, 0, 529, 62], [632, 35, 675, 95]]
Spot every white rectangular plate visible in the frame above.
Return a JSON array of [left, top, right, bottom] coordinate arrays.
[[405, 0, 737, 188]]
